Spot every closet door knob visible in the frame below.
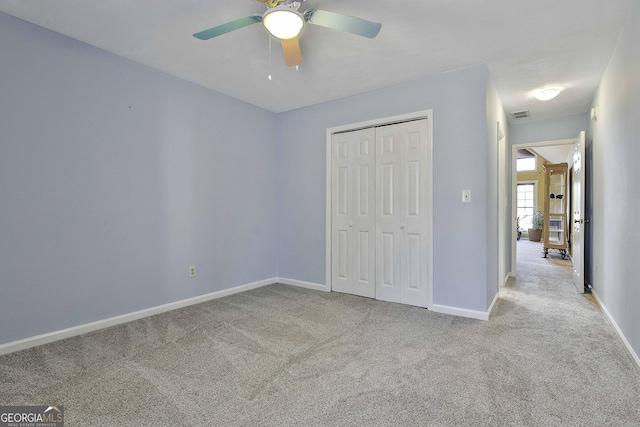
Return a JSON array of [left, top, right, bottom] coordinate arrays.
[[400, 225, 405, 229]]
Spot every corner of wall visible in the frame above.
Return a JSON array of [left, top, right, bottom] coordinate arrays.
[[485, 72, 508, 310]]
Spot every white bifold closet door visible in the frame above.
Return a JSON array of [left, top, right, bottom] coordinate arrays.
[[331, 128, 376, 298], [331, 119, 429, 307], [375, 120, 429, 307]]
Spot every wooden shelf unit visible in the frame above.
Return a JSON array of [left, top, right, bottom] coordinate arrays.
[[543, 162, 568, 258]]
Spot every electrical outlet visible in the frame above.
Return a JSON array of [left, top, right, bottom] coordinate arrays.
[[189, 266, 196, 278]]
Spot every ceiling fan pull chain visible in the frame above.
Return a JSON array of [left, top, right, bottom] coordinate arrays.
[[268, 35, 273, 80]]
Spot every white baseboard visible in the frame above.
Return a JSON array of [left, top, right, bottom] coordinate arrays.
[[279, 278, 497, 321], [431, 303, 490, 321], [276, 277, 328, 292], [0, 276, 504, 355], [0, 277, 277, 356], [487, 292, 499, 319], [502, 273, 512, 287], [592, 291, 640, 371]]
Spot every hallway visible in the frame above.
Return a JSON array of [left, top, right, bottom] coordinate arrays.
[[515, 238, 574, 291], [495, 239, 640, 423], [508, 238, 597, 326]]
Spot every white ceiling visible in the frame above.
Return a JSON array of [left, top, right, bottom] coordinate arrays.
[[533, 145, 575, 165], [0, 0, 635, 120]]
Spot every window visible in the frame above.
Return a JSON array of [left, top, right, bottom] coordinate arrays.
[[517, 149, 537, 171], [517, 157, 536, 171], [517, 183, 536, 231]]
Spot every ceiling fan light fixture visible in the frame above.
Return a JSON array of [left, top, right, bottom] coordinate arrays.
[[534, 88, 561, 101], [263, 7, 304, 39]]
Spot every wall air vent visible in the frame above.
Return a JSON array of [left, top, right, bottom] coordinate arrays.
[[511, 110, 530, 119]]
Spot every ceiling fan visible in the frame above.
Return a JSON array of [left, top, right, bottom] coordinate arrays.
[[193, 0, 382, 67]]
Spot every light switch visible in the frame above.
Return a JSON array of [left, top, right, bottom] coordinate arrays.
[[462, 189, 471, 203]]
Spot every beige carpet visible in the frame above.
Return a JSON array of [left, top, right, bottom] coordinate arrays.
[[1, 243, 639, 426]]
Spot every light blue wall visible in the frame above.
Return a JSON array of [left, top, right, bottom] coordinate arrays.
[[0, 13, 278, 344], [509, 113, 587, 146], [588, 0, 640, 360], [277, 65, 493, 311]]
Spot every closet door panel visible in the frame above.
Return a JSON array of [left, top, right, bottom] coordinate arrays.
[[332, 136, 353, 294], [353, 131, 376, 298], [399, 121, 429, 307], [332, 129, 375, 298], [376, 126, 402, 303]]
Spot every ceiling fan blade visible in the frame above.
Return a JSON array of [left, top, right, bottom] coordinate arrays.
[[193, 15, 262, 40], [281, 37, 303, 67], [304, 9, 381, 39]]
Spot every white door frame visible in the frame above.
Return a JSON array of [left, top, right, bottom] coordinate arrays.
[[497, 122, 507, 287], [325, 110, 434, 309], [510, 138, 576, 277]]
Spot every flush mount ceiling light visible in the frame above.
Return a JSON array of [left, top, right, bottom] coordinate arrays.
[[262, 6, 304, 39], [534, 88, 561, 101]]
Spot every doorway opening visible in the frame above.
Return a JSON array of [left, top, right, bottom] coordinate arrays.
[[510, 138, 578, 278]]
